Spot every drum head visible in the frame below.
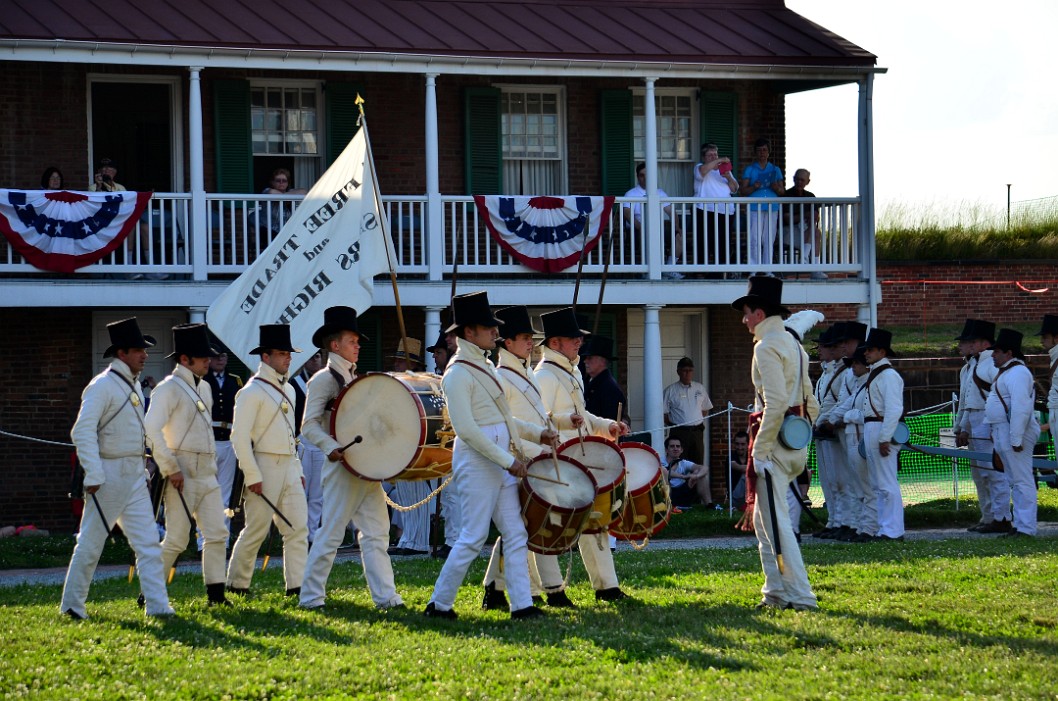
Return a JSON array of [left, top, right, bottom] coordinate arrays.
[[893, 422, 910, 445], [779, 415, 813, 450], [557, 436, 625, 491], [525, 455, 596, 509], [331, 373, 426, 481], [621, 443, 662, 492]]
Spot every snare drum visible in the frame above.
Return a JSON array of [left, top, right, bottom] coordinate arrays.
[[609, 442, 672, 540], [557, 436, 625, 533], [330, 371, 452, 481], [519, 455, 597, 555]]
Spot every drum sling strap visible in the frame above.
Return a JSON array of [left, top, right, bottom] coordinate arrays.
[[989, 361, 1029, 473], [864, 364, 896, 420], [498, 364, 549, 424], [251, 377, 297, 443], [452, 359, 528, 463], [104, 369, 148, 459], [324, 368, 347, 412], [971, 357, 993, 401]]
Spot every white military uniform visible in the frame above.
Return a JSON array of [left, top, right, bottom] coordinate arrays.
[[61, 358, 174, 618], [748, 315, 819, 609], [145, 364, 228, 586], [857, 357, 905, 539], [226, 362, 309, 592], [300, 353, 403, 609], [1048, 344, 1058, 474], [813, 358, 846, 530], [292, 370, 325, 543], [534, 345, 621, 592], [428, 337, 546, 613], [483, 347, 577, 596], [985, 358, 1041, 535], [955, 350, 1007, 524], [830, 369, 874, 535]]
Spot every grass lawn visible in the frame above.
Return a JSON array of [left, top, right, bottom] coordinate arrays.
[[1, 535, 1056, 700]]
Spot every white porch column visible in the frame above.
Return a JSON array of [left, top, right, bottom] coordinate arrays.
[[425, 73, 444, 282], [644, 77, 662, 281], [643, 303, 665, 451], [424, 305, 444, 373], [189, 307, 206, 323], [858, 73, 878, 326], [188, 66, 207, 282]]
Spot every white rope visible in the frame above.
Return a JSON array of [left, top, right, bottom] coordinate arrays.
[[383, 474, 453, 512], [0, 429, 74, 448]]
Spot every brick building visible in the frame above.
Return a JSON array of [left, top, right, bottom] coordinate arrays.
[[0, 0, 882, 529]]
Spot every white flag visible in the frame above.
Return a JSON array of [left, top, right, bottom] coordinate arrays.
[[207, 121, 394, 369]]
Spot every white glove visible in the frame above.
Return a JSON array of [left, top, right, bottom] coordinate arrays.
[[754, 458, 775, 475]]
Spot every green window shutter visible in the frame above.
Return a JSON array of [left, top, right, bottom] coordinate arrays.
[[355, 309, 383, 372], [599, 89, 633, 196], [700, 90, 739, 165], [464, 87, 502, 194], [213, 80, 252, 194], [326, 82, 363, 167]]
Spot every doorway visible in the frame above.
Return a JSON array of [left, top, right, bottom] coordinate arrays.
[[89, 80, 179, 192]]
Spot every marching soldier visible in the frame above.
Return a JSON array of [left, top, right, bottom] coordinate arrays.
[[985, 329, 1041, 537], [857, 327, 905, 541], [300, 306, 405, 610], [810, 323, 843, 537], [144, 323, 230, 606], [226, 324, 309, 596], [61, 317, 174, 619], [535, 307, 632, 602], [732, 276, 818, 610], [204, 349, 242, 540], [953, 319, 1007, 532]]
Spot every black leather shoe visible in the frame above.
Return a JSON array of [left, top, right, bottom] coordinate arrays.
[[431, 544, 452, 559], [423, 602, 458, 620], [978, 520, 1012, 534], [481, 583, 509, 611], [206, 583, 231, 607], [1003, 529, 1031, 538], [545, 590, 576, 608], [285, 587, 301, 597], [63, 608, 86, 620], [510, 606, 545, 620], [226, 586, 249, 596], [595, 587, 631, 602], [136, 593, 145, 608]]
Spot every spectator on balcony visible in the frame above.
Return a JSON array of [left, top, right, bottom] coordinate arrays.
[[89, 158, 126, 193], [781, 168, 826, 280], [262, 168, 307, 235], [623, 162, 684, 279], [40, 166, 64, 190], [693, 143, 739, 268], [740, 138, 784, 273]]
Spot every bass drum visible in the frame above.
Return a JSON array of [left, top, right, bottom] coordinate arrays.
[[557, 436, 625, 534], [330, 371, 451, 481], [609, 442, 671, 540], [519, 455, 597, 555]]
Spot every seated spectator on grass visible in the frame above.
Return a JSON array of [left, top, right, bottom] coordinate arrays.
[[663, 435, 712, 508], [730, 430, 749, 509]]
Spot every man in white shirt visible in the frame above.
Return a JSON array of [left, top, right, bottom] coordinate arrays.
[[623, 162, 684, 279], [692, 142, 739, 267], [663, 357, 713, 465]]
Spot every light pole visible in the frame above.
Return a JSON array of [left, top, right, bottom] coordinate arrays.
[[1007, 183, 1012, 229]]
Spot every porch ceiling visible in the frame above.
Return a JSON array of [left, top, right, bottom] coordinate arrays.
[[1, 0, 876, 76]]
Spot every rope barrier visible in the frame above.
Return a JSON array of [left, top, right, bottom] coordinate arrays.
[[0, 429, 74, 448], [383, 474, 453, 512]]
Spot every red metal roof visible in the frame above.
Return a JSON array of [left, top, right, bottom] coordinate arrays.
[[0, 0, 875, 67]]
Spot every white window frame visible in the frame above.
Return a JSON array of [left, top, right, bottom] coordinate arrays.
[[497, 84, 568, 194], [631, 87, 698, 197]]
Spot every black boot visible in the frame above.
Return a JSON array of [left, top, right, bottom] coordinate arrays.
[[226, 585, 249, 596], [207, 582, 231, 607], [545, 590, 576, 608], [285, 587, 301, 597], [481, 582, 509, 611]]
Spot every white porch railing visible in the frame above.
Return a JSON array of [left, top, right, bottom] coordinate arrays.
[[0, 193, 861, 280]]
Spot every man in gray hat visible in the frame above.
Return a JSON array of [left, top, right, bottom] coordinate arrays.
[[61, 317, 174, 619], [226, 324, 310, 597], [145, 323, 230, 606]]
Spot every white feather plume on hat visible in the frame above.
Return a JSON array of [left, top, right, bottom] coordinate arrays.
[[784, 310, 825, 342]]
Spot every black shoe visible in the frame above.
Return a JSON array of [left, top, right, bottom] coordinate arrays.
[[545, 590, 576, 608], [136, 593, 145, 608], [481, 583, 509, 611], [423, 602, 458, 620], [1003, 529, 1032, 538], [531, 595, 545, 605], [978, 520, 1012, 534], [431, 544, 452, 559], [387, 546, 408, 556], [206, 583, 231, 607], [595, 587, 631, 602], [63, 608, 86, 620], [226, 586, 249, 596], [850, 532, 874, 543], [510, 606, 545, 620], [875, 535, 904, 542], [813, 527, 837, 539], [285, 587, 301, 597], [967, 522, 988, 532]]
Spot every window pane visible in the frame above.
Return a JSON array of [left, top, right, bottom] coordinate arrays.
[[251, 90, 265, 108], [267, 89, 282, 108]]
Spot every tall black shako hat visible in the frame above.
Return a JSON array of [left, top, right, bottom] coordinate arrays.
[[955, 318, 996, 343], [580, 335, 617, 361], [840, 321, 869, 345], [991, 328, 1025, 359], [312, 306, 368, 348], [446, 291, 503, 332], [250, 324, 301, 355], [859, 327, 898, 358], [426, 329, 448, 353], [167, 323, 221, 359], [814, 321, 844, 346], [540, 307, 590, 341], [103, 317, 156, 358], [1036, 314, 1058, 337], [496, 306, 540, 339], [731, 275, 790, 317]]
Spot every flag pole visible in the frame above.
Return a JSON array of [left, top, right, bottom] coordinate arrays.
[[358, 96, 410, 356]]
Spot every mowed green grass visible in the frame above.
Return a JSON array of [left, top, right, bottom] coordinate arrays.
[[2, 536, 1056, 700]]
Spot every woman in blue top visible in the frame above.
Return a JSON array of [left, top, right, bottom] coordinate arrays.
[[740, 138, 785, 272]]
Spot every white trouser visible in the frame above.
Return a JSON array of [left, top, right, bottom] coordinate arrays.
[[578, 531, 619, 591], [393, 481, 433, 552], [754, 446, 816, 608], [298, 440, 326, 542], [300, 459, 401, 608], [786, 483, 803, 534], [816, 438, 841, 528], [440, 475, 462, 547], [226, 453, 309, 590], [161, 473, 228, 585], [748, 206, 779, 269], [429, 425, 533, 612], [60, 456, 173, 618], [844, 427, 876, 535], [991, 421, 1040, 535], [863, 422, 904, 538], [965, 409, 1004, 523], [836, 432, 863, 532], [483, 539, 547, 597], [215, 440, 238, 522]]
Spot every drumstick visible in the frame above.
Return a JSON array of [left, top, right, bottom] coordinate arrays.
[[616, 402, 623, 434], [527, 472, 569, 487], [338, 435, 363, 452], [545, 414, 561, 481], [576, 423, 586, 455]]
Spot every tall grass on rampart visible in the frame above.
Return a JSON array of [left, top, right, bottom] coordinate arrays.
[[877, 199, 1058, 260]]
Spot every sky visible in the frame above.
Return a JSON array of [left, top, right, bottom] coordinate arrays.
[[784, 0, 1058, 222]]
